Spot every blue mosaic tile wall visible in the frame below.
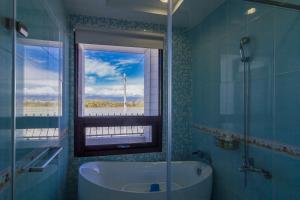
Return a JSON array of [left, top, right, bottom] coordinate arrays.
[[67, 15, 192, 199], [189, 0, 300, 199]]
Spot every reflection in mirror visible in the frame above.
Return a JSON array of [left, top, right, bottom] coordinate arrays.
[[16, 39, 62, 117], [16, 0, 62, 150], [16, 39, 62, 145]]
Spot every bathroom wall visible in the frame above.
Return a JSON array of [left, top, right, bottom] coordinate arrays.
[[67, 15, 192, 199], [189, 0, 300, 199]]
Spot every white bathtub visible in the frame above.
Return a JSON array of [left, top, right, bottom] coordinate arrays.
[[79, 161, 213, 200]]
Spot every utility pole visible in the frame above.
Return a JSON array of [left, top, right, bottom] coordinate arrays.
[[123, 73, 127, 115]]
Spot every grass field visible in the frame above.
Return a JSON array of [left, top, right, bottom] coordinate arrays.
[[21, 100, 144, 116]]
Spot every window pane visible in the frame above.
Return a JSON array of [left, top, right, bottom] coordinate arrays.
[[85, 126, 152, 146], [83, 48, 144, 116], [16, 128, 59, 140], [80, 45, 160, 117], [16, 41, 62, 116]]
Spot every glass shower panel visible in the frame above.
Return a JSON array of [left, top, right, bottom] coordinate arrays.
[[171, 0, 246, 199], [174, 0, 300, 199], [0, 0, 14, 199], [15, 0, 63, 199]]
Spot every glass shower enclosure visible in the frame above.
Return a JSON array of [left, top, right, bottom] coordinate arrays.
[[0, 0, 67, 199], [0, 0, 14, 199], [170, 0, 300, 199]]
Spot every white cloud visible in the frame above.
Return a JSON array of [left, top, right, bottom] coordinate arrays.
[[28, 56, 47, 64], [24, 86, 58, 96], [85, 58, 120, 78], [85, 76, 96, 85], [85, 84, 144, 97], [24, 59, 59, 81], [21, 59, 60, 96], [115, 58, 142, 66]]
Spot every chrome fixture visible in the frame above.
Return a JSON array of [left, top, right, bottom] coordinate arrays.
[[239, 36, 250, 62], [239, 158, 272, 179], [240, 36, 250, 187], [192, 150, 212, 165], [19, 147, 63, 173], [239, 37, 272, 185]]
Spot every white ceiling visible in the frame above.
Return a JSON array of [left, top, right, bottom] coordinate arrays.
[[63, 0, 225, 28]]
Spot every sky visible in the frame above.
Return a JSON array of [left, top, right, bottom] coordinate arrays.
[[22, 44, 145, 101], [22, 44, 60, 98], [84, 49, 144, 99]]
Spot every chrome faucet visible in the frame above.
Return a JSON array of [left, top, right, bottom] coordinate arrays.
[[192, 150, 212, 165], [239, 158, 272, 179]]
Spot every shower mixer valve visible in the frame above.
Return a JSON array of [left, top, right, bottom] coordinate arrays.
[[239, 158, 272, 179]]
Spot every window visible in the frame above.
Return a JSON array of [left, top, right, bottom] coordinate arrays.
[[74, 43, 163, 156]]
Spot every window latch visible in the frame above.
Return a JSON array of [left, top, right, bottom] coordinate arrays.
[[117, 144, 131, 149]]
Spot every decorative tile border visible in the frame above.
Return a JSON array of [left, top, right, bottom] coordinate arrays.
[[192, 124, 300, 158]]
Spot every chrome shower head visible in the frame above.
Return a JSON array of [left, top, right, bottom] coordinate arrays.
[[240, 37, 250, 62], [240, 37, 250, 47]]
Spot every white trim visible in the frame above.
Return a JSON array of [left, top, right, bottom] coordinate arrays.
[[17, 38, 62, 48], [82, 43, 148, 54], [167, 0, 173, 199], [75, 26, 165, 39]]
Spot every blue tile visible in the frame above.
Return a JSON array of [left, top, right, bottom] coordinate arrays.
[[219, 81, 243, 133], [275, 72, 300, 147], [249, 79, 273, 140], [274, 8, 300, 74], [271, 153, 300, 199]]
